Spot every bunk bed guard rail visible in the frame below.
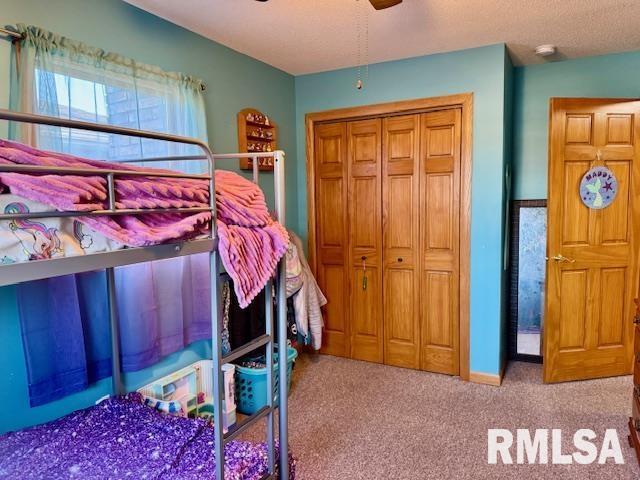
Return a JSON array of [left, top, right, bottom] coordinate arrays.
[[0, 109, 289, 480]]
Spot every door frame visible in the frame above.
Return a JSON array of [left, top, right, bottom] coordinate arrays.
[[305, 93, 473, 381]]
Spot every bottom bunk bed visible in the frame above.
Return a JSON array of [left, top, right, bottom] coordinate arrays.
[[0, 393, 296, 480]]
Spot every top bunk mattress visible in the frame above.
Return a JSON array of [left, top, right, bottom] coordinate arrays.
[[0, 193, 124, 265]]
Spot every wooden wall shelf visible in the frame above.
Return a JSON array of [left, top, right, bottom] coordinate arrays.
[[237, 108, 277, 171]]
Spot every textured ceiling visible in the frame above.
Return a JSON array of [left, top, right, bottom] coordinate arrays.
[[124, 0, 640, 75]]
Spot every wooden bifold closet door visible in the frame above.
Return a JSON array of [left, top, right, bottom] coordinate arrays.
[[315, 108, 462, 376], [348, 119, 384, 363], [314, 122, 350, 358], [383, 115, 421, 369], [419, 109, 461, 375]]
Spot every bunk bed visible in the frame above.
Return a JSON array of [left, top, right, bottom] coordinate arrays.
[[0, 109, 292, 480]]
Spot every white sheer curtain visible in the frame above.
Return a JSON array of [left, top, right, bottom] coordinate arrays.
[[10, 25, 213, 405], [13, 26, 208, 171]]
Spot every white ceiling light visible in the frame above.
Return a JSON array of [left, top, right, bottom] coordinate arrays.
[[535, 44, 557, 57]]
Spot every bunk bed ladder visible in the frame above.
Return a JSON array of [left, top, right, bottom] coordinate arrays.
[[210, 151, 288, 480]]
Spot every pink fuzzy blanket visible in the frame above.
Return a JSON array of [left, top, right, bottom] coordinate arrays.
[[0, 139, 288, 308]]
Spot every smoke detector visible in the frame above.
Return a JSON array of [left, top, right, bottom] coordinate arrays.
[[535, 44, 556, 57]]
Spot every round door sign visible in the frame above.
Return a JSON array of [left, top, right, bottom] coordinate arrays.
[[579, 166, 618, 209]]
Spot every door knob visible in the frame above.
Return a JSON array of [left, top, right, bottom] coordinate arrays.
[[550, 254, 575, 263], [397, 257, 403, 262]]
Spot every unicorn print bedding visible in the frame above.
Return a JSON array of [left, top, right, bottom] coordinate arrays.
[[0, 193, 124, 265]]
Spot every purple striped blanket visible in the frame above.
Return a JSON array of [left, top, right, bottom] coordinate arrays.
[[0, 139, 288, 308]]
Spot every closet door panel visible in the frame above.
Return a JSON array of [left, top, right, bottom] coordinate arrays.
[[420, 109, 461, 375], [321, 264, 348, 353], [315, 122, 350, 358], [351, 265, 382, 360], [385, 268, 418, 367], [387, 176, 415, 252], [424, 173, 454, 251], [423, 272, 453, 346], [422, 270, 458, 373], [352, 177, 378, 251], [383, 115, 421, 369], [318, 177, 345, 248], [348, 119, 383, 363], [386, 271, 415, 340]]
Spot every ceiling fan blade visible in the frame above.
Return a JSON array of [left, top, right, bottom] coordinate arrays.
[[369, 0, 403, 9]]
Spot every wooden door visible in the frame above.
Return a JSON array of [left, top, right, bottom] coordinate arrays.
[[544, 98, 640, 383], [419, 109, 461, 375], [348, 119, 384, 363], [383, 115, 421, 369], [315, 122, 350, 358]]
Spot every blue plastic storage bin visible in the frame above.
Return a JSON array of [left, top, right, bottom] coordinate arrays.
[[234, 346, 297, 415]]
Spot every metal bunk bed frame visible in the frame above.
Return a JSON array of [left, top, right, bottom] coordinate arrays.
[[0, 108, 289, 480]]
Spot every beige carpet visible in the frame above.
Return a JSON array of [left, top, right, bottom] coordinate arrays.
[[242, 354, 639, 479]]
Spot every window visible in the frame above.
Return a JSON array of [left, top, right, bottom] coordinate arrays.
[[26, 55, 206, 171]]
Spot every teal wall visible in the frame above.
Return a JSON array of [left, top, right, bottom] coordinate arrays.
[[294, 44, 509, 376], [0, 0, 296, 433], [513, 50, 640, 200]]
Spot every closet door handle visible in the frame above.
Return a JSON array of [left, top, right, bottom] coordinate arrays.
[[361, 256, 367, 261], [397, 257, 403, 262]]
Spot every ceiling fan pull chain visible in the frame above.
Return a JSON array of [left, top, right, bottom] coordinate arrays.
[[356, 0, 363, 90], [364, 0, 369, 84]]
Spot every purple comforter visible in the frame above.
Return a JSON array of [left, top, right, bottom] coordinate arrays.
[[0, 393, 296, 479]]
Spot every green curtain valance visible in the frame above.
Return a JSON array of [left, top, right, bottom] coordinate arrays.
[[14, 24, 206, 93]]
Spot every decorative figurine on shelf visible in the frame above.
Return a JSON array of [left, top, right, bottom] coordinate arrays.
[[238, 108, 277, 171]]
